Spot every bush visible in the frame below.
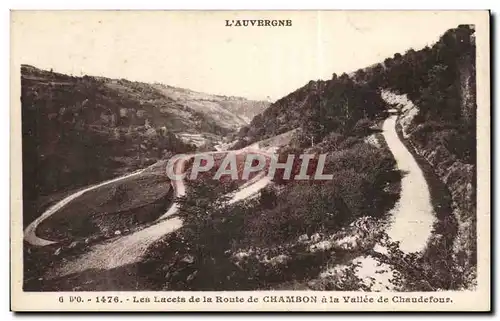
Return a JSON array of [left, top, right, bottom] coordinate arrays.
[[338, 136, 361, 150], [244, 183, 345, 246], [325, 142, 395, 180], [375, 233, 474, 291], [320, 132, 346, 152], [290, 129, 313, 149], [352, 118, 374, 136], [412, 122, 475, 163]]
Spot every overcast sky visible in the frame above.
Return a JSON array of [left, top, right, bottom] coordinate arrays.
[[12, 11, 479, 101]]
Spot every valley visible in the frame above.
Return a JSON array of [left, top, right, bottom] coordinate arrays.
[[22, 24, 476, 292]]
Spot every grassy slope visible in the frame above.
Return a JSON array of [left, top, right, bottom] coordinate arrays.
[[36, 173, 171, 242], [21, 65, 268, 226]]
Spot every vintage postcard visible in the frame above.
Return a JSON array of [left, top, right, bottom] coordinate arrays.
[[10, 10, 490, 312]]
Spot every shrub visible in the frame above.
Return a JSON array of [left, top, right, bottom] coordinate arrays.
[[352, 118, 374, 136], [412, 122, 475, 163], [325, 142, 395, 179], [375, 233, 474, 291], [338, 136, 361, 150], [320, 132, 346, 152], [290, 129, 313, 149], [244, 183, 345, 246]]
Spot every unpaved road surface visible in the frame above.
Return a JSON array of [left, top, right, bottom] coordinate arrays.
[[28, 148, 272, 279], [351, 113, 435, 290], [24, 169, 145, 247], [50, 217, 184, 278], [383, 115, 435, 253]]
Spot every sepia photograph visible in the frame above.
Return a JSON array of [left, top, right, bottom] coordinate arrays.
[[10, 10, 490, 311]]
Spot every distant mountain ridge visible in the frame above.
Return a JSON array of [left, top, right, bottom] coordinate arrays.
[[22, 65, 269, 141]]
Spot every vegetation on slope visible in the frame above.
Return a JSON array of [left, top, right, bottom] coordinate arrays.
[[21, 65, 268, 225], [234, 73, 387, 149], [36, 172, 172, 242], [352, 24, 478, 288], [141, 122, 400, 290], [141, 25, 478, 291], [359, 24, 476, 165]]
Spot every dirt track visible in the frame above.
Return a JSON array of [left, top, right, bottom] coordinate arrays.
[[24, 169, 146, 247], [383, 115, 435, 252], [26, 148, 272, 278], [352, 108, 435, 290]]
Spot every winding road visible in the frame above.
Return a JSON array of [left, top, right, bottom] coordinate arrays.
[[26, 105, 435, 284], [24, 169, 146, 247], [25, 148, 272, 278], [383, 115, 435, 253], [351, 106, 435, 291]]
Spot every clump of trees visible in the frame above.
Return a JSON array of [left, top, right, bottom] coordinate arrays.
[[237, 72, 386, 148], [140, 25, 478, 292], [141, 128, 400, 290]]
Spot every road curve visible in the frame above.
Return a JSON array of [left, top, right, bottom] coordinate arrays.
[[383, 115, 435, 253], [351, 114, 436, 291], [27, 148, 272, 278], [25, 150, 242, 247], [52, 150, 273, 277], [24, 169, 146, 246]]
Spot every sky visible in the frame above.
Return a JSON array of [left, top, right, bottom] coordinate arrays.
[[11, 11, 481, 101]]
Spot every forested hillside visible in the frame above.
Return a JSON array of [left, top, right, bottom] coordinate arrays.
[[348, 24, 477, 288], [236, 74, 387, 148], [217, 24, 478, 291], [359, 24, 476, 164], [366, 24, 477, 285], [238, 25, 476, 162]]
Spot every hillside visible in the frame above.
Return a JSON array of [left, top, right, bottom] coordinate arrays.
[[237, 25, 476, 161], [235, 72, 387, 149], [23, 24, 479, 293], [366, 24, 478, 287], [350, 26, 477, 283], [21, 65, 268, 223], [151, 84, 269, 124], [151, 24, 477, 291]]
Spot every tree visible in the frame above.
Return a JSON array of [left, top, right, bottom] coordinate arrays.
[[173, 178, 246, 289], [259, 187, 277, 209], [384, 57, 394, 69], [354, 69, 367, 82]]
